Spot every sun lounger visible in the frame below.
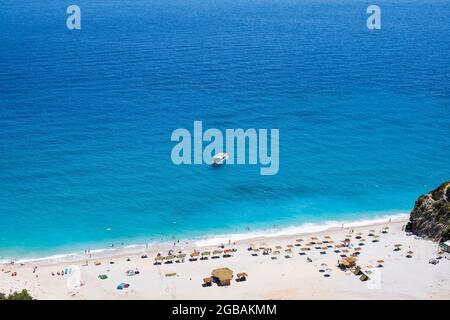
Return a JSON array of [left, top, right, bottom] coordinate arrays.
[[359, 273, 369, 281], [165, 272, 177, 277]]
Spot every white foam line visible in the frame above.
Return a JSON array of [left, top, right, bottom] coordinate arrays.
[[193, 213, 409, 247]]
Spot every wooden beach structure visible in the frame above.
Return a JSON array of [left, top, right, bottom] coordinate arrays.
[[211, 267, 234, 286]]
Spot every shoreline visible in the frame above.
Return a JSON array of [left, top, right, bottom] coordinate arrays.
[[1, 215, 449, 300], [1, 213, 409, 265]]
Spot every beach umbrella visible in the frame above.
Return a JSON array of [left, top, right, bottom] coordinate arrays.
[[377, 260, 385, 263], [296, 239, 304, 242], [394, 244, 402, 248]]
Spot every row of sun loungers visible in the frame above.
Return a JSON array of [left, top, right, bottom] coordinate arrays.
[[154, 248, 237, 265]]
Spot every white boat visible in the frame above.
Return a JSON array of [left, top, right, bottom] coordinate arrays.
[[212, 152, 229, 165]]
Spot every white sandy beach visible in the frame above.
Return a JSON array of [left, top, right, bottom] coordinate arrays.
[[1, 217, 449, 300]]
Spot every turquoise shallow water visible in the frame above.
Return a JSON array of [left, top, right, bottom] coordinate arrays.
[[0, 0, 449, 260]]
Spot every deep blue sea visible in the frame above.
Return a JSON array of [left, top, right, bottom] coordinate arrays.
[[1, 0, 449, 260]]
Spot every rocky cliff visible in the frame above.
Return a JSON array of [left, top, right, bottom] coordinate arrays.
[[407, 181, 450, 242]]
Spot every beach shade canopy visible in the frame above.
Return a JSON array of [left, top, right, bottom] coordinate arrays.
[[201, 251, 211, 256], [339, 256, 357, 268], [211, 268, 233, 286], [155, 256, 164, 261], [213, 250, 223, 255], [203, 277, 213, 286], [237, 272, 248, 280], [190, 252, 200, 257]]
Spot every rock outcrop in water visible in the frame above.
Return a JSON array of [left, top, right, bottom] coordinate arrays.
[[407, 181, 450, 242]]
